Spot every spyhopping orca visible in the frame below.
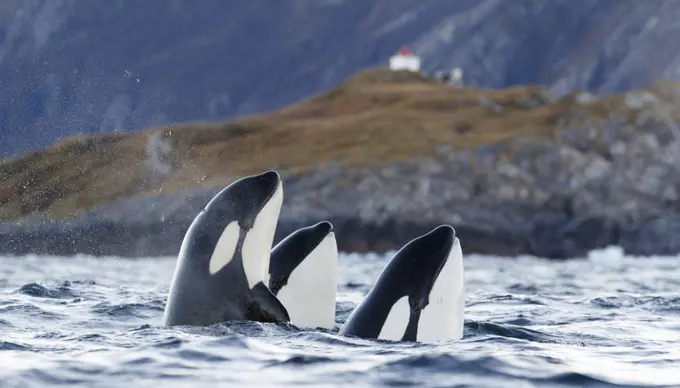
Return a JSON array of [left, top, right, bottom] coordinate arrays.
[[268, 221, 338, 330], [163, 170, 289, 326], [339, 225, 465, 342]]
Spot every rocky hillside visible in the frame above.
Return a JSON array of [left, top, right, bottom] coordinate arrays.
[[0, 69, 557, 220], [3, 0, 680, 158], [3, 68, 680, 258]]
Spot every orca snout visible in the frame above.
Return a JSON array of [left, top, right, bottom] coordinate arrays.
[[427, 224, 455, 241], [252, 170, 282, 192], [313, 221, 334, 235], [422, 225, 456, 261]]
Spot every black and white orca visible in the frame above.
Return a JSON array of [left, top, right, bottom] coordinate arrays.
[[268, 221, 338, 330], [163, 170, 290, 326], [339, 225, 465, 342]]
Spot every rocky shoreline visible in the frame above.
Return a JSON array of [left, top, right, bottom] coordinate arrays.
[[3, 117, 680, 260], [0, 190, 678, 259]]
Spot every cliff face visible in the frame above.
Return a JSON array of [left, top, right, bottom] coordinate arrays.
[[3, 0, 680, 157], [3, 69, 680, 258]]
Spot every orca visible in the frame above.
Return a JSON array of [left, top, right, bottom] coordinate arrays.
[[268, 221, 338, 330], [338, 225, 465, 342], [163, 170, 290, 327]]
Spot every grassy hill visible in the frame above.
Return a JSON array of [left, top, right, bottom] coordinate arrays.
[[1, 68, 678, 221]]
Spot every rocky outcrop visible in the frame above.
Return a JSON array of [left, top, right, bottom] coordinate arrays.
[[4, 89, 680, 258], [4, 0, 680, 158]]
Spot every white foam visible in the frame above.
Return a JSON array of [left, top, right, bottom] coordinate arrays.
[[241, 182, 283, 289], [417, 237, 466, 342], [377, 296, 411, 341], [275, 232, 338, 329], [208, 221, 240, 274]]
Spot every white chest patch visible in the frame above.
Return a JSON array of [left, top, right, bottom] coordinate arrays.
[[416, 238, 466, 342], [378, 296, 411, 341], [241, 183, 284, 288], [209, 220, 241, 275], [275, 232, 338, 329]]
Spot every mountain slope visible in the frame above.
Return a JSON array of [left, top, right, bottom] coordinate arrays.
[[2, 0, 680, 158]]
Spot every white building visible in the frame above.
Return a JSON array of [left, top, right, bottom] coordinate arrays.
[[389, 47, 421, 72]]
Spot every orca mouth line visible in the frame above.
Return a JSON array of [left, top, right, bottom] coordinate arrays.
[[263, 181, 282, 207], [431, 237, 456, 283], [254, 172, 282, 214], [238, 172, 282, 229]]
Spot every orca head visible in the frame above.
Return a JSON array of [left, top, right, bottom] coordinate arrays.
[[192, 170, 284, 288], [387, 225, 455, 312], [203, 170, 282, 229], [269, 221, 334, 294], [350, 225, 459, 342], [268, 221, 338, 329]]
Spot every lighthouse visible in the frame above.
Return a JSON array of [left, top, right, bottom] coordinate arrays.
[[388, 47, 421, 72]]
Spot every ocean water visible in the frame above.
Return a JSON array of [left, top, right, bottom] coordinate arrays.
[[1, 247, 679, 388]]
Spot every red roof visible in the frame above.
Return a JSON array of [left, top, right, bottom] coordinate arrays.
[[397, 47, 413, 56]]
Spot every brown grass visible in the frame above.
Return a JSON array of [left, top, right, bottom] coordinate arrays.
[[0, 67, 676, 220]]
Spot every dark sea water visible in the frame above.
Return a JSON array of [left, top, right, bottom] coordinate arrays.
[[1, 247, 679, 388]]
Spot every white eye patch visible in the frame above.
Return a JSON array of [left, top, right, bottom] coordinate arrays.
[[209, 221, 241, 275]]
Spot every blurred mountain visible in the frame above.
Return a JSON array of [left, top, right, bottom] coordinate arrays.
[[2, 0, 680, 157]]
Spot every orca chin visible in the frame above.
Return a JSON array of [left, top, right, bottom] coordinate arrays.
[[338, 225, 466, 343]]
